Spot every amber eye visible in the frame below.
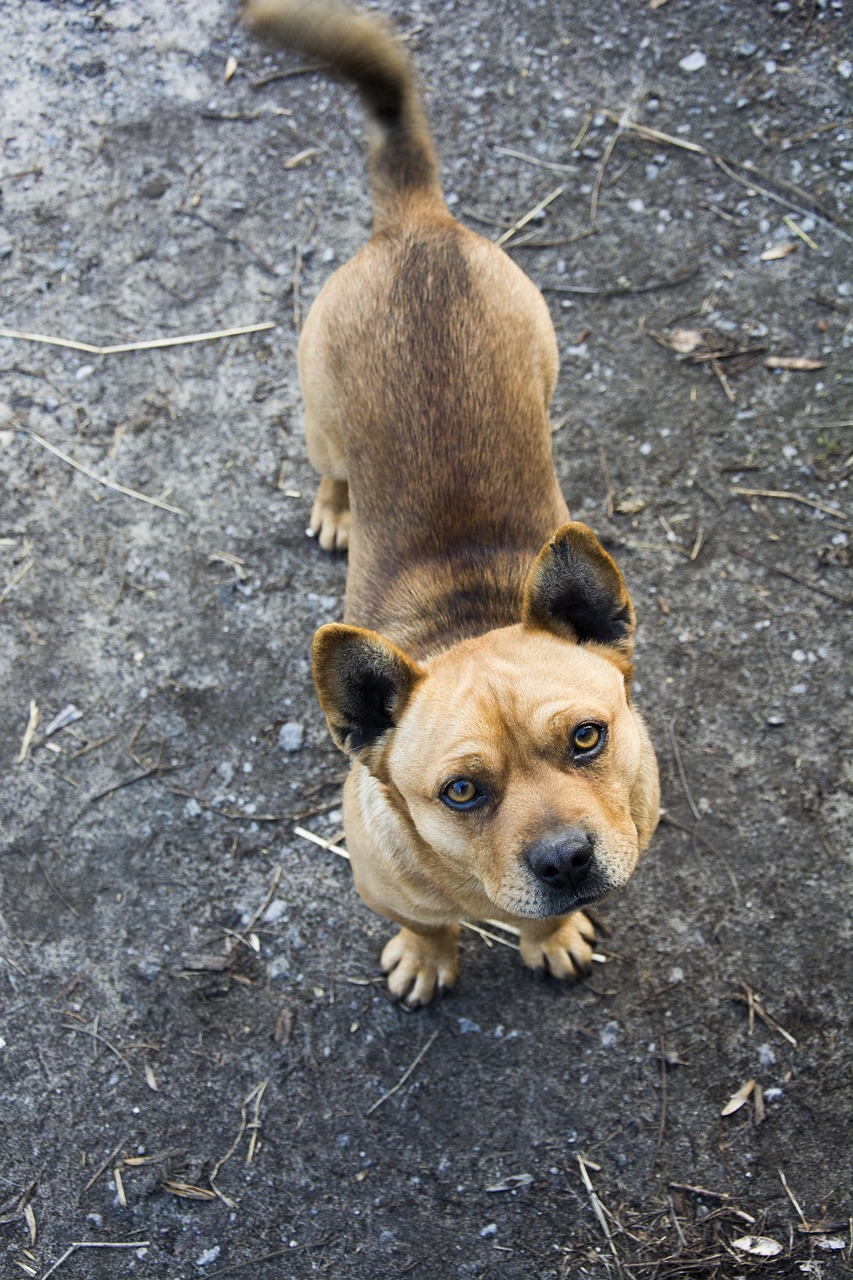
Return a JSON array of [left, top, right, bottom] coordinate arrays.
[[441, 778, 482, 810], [572, 723, 603, 754]]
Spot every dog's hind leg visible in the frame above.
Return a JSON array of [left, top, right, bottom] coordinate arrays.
[[299, 299, 351, 551]]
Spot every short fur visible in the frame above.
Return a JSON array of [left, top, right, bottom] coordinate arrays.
[[245, 0, 660, 1005]]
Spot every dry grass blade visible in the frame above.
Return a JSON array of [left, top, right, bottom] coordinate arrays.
[[366, 1030, 439, 1116], [294, 825, 350, 859], [495, 186, 565, 247], [26, 431, 186, 517], [38, 1241, 149, 1280], [731, 487, 843, 519], [577, 1155, 624, 1276], [605, 112, 850, 241], [17, 700, 39, 764], [162, 1181, 218, 1200], [0, 320, 275, 356]]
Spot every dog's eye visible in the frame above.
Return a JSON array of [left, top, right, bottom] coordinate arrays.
[[441, 778, 483, 810], [571, 723, 603, 755]]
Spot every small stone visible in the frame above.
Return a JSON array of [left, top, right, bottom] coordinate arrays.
[[480, 1223, 498, 1237], [184, 797, 203, 819], [75, 364, 95, 381], [196, 1246, 221, 1267], [679, 50, 707, 72], [278, 721, 304, 752], [838, 59, 852, 80], [600, 1020, 620, 1049]]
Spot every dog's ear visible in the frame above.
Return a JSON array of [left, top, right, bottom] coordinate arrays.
[[312, 623, 424, 767], [522, 522, 636, 660]]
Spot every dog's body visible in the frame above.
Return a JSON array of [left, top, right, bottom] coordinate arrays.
[[247, 0, 660, 1005]]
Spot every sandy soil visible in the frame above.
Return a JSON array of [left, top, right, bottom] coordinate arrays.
[[1, 1, 851, 1276]]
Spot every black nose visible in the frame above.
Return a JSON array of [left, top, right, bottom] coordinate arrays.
[[526, 827, 595, 891]]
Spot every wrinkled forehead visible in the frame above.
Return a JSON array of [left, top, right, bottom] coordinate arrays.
[[393, 627, 627, 760]]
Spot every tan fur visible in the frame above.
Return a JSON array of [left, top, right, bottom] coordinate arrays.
[[245, 0, 660, 1005]]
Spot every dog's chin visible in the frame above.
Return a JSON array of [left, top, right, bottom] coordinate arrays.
[[499, 870, 615, 921]]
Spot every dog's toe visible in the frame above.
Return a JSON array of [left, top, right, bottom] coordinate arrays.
[[519, 911, 595, 981], [381, 926, 458, 1007]]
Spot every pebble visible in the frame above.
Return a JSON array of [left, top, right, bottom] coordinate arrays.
[[480, 1223, 498, 1238], [196, 1246, 221, 1267], [278, 721, 304, 752], [679, 50, 707, 73], [600, 1020, 620, 1049]]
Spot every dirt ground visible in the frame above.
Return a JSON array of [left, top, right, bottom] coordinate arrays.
[[1, 0, 851, 1276]]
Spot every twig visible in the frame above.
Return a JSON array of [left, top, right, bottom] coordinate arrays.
[[209, 1081, 268, 1205], [0, 321, 275, 356], [78, 1136, 129, 1201], [17, 700, 39, 763], [366, 1030, 439, 1115], [577, 1155, 624, 1276], [590, 128, 621, 228], [653, 1034, 668, 1168], [669, 1181, 734, 1201], [294, 825, 350, 859], [26, 431, 186, 516], [37, 860, 80, 918], [668, 718, 701, 822], [779, 1171, 809, 1229], [541, 269, 697, 297], [244, 866, 283, 934], [84, 763, 180, 808], [492, 145, 577, 174], [733, 547, 852, 606], [460, 921, 518, 950], [598, 445, 615, 517], [38, 1241, 149, 1280], [604, 113, 850, 241], [1, 555, 35, 606], [251, 66, 321, 88], [732, 984, 798, 1047], [176, 209, 279, 274], [731, 487, 846, 521], [62, 1021, 133, 1073], [495, 186, 565, 248]]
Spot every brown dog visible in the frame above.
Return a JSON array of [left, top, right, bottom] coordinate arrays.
[[246, 0, 660, 1005]]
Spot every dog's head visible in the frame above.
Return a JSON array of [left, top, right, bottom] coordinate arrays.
[[313, 522, 659, 920]]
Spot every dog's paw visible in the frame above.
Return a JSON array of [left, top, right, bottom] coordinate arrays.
[[381, 926, 459, 1008], [518, 911, 596, 980], [308, 477, 350, 551]]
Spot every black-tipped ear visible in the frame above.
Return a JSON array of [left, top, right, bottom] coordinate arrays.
[[312, 624, 423, 766], [522, 522, 636, 656]]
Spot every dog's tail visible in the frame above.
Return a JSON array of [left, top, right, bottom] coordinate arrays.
[[244, 0, 444, 228]]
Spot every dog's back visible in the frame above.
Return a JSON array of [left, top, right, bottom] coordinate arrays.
[[246, 0, 563, 651]]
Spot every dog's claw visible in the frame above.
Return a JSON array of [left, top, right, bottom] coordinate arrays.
[[381, 925, 459, 1007], [518, 911, 596, 980], [309, 477, 350, 551]]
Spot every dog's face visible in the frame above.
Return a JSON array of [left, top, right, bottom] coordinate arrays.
[[313, 523, 659, 921]]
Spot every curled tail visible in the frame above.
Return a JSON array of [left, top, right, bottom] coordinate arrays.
[[244, 0, 445, 227]]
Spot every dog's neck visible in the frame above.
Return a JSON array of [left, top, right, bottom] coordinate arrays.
[[344, 544, 533, 659]]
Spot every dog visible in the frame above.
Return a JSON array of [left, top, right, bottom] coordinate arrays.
[[245, 0, 660, 1006]]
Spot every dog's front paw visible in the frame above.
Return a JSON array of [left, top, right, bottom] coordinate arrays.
[[308, 477, 350, 551], [381, 925, 459, 1007], [518, 911, 596, 980]]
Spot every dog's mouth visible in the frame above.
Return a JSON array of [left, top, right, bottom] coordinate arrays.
[[496, 867, 613, 921]]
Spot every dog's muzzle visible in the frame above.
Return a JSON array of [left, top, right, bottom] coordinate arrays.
[[523, 826, 609, 915]]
